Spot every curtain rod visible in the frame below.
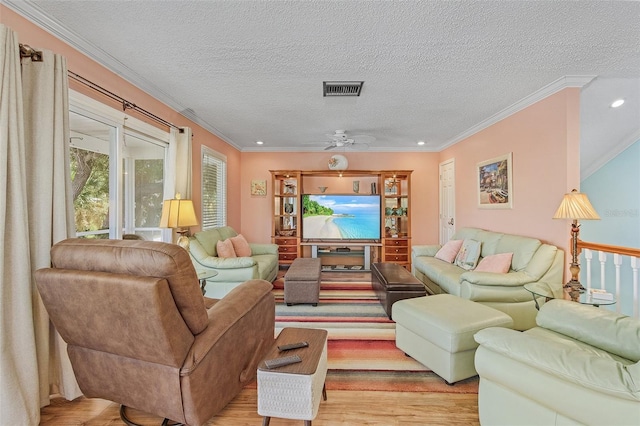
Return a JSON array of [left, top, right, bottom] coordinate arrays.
[[68, 71, 182, 132], [19, 43, 182, 132]]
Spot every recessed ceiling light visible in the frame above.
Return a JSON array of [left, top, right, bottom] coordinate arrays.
[[611, 99, 625, 108], [417, 141, 425, 146], [256, 140, 264, 145]]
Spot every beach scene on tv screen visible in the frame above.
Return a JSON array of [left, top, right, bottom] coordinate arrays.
[[302, 195, 380, 240]]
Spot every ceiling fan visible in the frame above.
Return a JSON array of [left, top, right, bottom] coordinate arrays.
[[322, 130, 375, 151]]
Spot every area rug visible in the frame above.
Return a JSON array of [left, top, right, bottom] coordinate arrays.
[[270, 272, 478, 393], [273, 272, 425, 372]]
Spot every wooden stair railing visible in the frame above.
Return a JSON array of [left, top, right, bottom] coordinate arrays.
[[577, 239, 639, 318], [577, 240, 640, 258]]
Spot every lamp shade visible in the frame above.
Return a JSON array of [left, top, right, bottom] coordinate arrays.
[[159, 198, 198, 228], [553, 189, 600, 220]]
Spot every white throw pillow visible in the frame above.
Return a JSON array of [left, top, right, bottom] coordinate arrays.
[[455, 239, 482, 270]]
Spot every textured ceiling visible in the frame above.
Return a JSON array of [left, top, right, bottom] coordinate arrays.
[[5, 0, 640, 176]]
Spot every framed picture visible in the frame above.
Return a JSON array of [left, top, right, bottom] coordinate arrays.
[[477, 153, 513, 209], [251, 179, 267, 196]]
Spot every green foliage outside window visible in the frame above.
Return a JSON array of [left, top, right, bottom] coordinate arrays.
[[71, 147, 109, 235]]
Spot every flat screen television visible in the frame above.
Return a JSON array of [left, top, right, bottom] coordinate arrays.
[[302, 194, 381, 241]]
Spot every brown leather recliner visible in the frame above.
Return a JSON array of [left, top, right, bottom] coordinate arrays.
[[35, 238, 275, 426]]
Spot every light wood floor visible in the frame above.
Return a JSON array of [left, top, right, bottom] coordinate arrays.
[[41, 270, 479, 425], [41, 387, 480, 425]]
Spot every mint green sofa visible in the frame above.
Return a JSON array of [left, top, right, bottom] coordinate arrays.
[[474, 300, 640, 425], [189, 226, 279, 298], [412, 227, 564, 330]]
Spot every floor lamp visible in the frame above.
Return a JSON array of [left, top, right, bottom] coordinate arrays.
[[160, 194, 199, 250], [553, 189, 600, 291]]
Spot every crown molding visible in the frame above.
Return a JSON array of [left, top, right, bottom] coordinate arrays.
[[3, 0, 239, 150], [441, 75, 596, 150], [581, 128, 640, 180]]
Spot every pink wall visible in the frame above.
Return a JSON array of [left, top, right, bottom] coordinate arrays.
[[440, 88, 582, 258], [1, 5, 243, 231], [239, 152, 441, 244]]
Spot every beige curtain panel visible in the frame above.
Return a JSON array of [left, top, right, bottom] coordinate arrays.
[[0, 24, 80, 425]]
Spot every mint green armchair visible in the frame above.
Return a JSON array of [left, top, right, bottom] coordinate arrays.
[[189, 226, 278, 298], [474, 300, 640, 425]]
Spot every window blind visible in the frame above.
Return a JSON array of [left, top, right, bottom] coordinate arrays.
[[201, 147, 227, 229]]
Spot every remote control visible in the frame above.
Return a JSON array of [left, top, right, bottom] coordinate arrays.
[[264, 355, 302, 369], [278, 341, 309, 351]]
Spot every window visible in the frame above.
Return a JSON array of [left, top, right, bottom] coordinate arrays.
[[201, 147, 227, 229], [69, 91, 170, 241]]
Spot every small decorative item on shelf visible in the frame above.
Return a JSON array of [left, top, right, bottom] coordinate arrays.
[[284, 203, 294, 214], [277, 229, 296, 237], [402, 207, 408, 216], [395, 207, 404, 216], [284, 181, 296, 194], [385, 207, 393, 216], [385, 179, 398, 194]]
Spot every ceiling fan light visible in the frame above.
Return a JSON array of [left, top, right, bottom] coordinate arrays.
[[417, 141, 425, 146]]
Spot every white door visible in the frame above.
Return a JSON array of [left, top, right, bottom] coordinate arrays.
[[439, 159, 455, 244]]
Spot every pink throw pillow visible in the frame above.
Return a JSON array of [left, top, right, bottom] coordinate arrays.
[[216, 238, 237, 258], [230, 234, 252, 257], [434, 239, 463, 263], [474, 252, 513, 273]]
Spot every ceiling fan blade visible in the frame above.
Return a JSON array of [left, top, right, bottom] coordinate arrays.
[[351, 135, 376, 143], [324, 145, 337, 151]]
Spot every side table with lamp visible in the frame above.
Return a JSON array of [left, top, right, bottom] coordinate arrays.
[[527, 188, 617, 308]]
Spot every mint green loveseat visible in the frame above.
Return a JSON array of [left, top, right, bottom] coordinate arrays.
[[189, 226, 279, 298], [412, 227, 564, 330]]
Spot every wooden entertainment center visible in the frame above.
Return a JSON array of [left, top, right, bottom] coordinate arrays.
[[271, 169, 412, 271]]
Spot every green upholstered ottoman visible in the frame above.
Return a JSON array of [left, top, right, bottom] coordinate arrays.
[[392, 294, 513, 384]]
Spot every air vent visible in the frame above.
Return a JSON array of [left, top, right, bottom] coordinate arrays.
[[323, 81, 364, 97]]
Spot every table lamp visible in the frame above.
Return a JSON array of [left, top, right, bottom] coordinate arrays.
[[552, 189, 600, 291], [159, 193, 198, 250]]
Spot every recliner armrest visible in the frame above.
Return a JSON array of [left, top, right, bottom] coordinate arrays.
[[181, 279, 274, 375], [474, 327, 640, 402], [249, 243, 279, 255]]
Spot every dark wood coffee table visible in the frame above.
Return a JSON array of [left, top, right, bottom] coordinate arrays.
[[257, 327, 328, 426], [371, 262, 428, 319]]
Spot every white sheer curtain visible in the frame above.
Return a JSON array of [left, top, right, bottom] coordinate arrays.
[[0, 24, 80, 424], [164, 126, 193, 242], [175, 126, 193, 199]]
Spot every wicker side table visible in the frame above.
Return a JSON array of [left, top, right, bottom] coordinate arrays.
[[257, 327, 328, 426]]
